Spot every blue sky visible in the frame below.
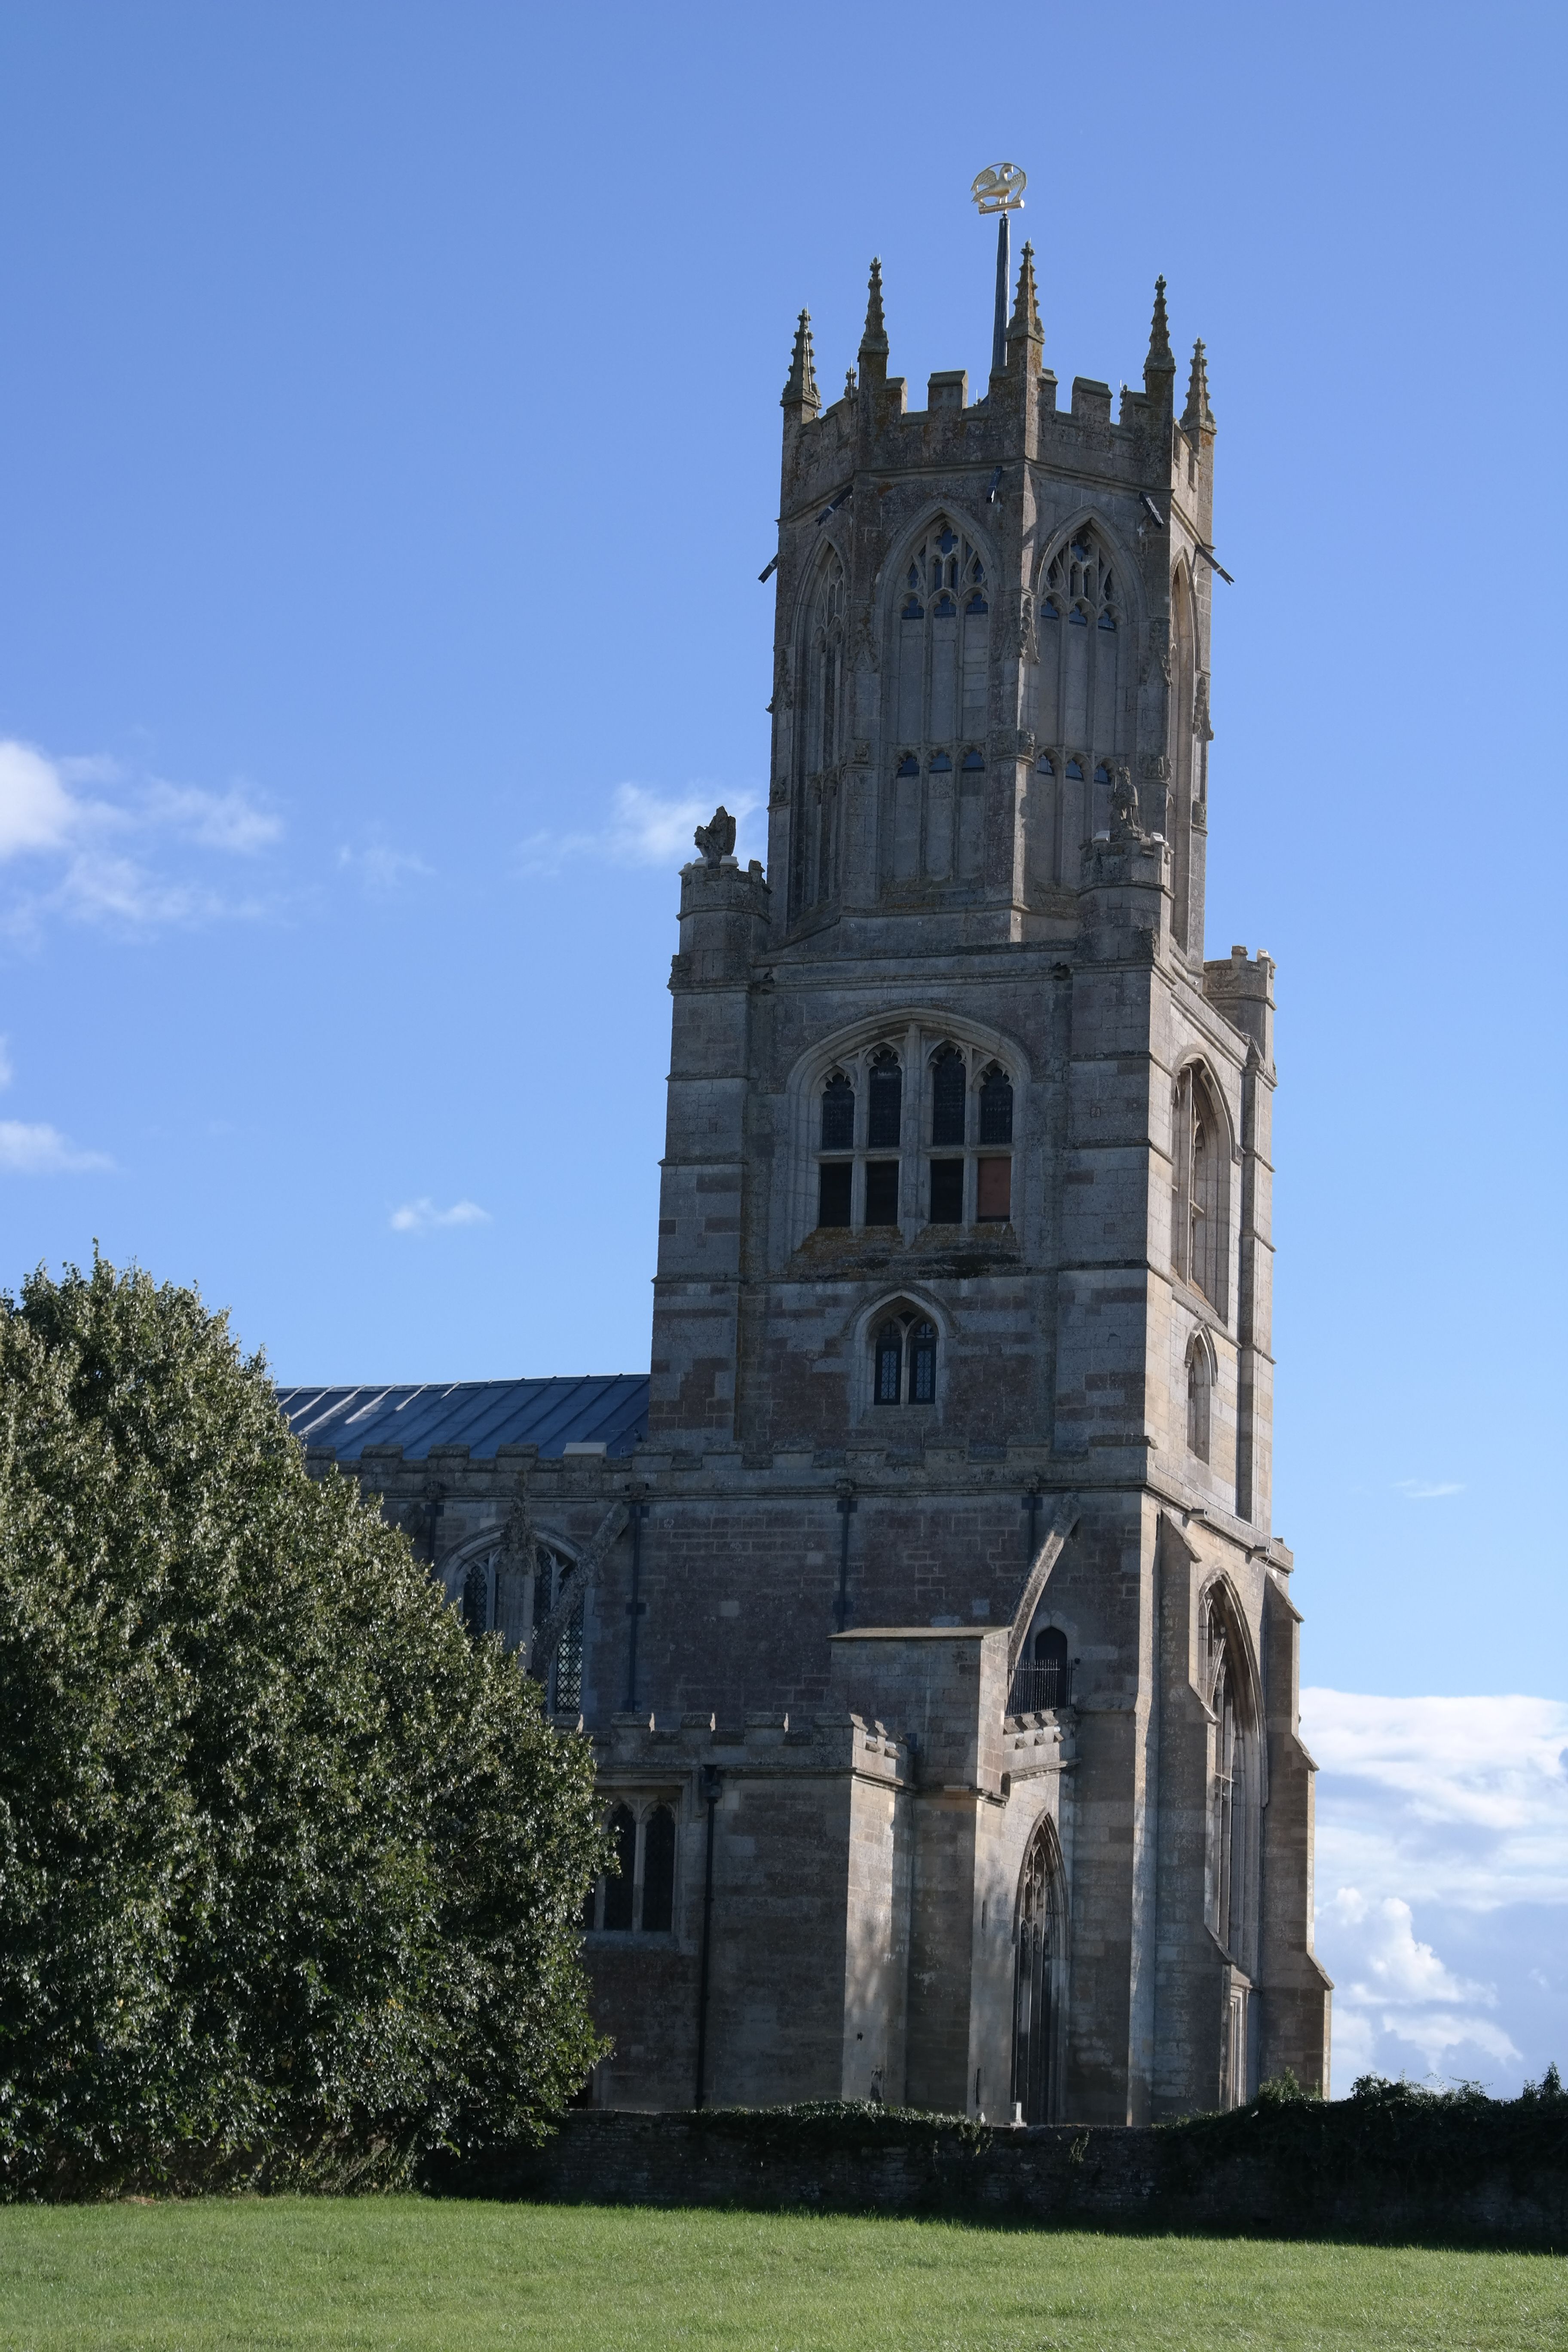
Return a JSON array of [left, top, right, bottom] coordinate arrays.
[[1, 0, 1563, 2091]]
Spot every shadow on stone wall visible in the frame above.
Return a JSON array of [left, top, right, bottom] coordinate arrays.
[[422, 2080, 1568, 2251]]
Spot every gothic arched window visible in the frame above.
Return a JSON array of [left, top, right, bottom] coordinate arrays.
[[527, 1541, 584, 1713], [1030, 521, 1128, 889], [871, 1306, 938, 1408], [821, 1069, 855, 1151], [867, 1050, 902, 1148], [461, 1556, 490, 1638], [1200, 1586, 1259, 2100], [978, 1064, 1014, 1145], [1013, 1819, 1064, 2125], [1186, 1332, 1213, 1461], [931, 1047, 966, 1146], [1172, 1065, 1229, 1314], [641, 1805, 676, 1933], [792, 551, 848, 921], [888, 516, 991, 886]]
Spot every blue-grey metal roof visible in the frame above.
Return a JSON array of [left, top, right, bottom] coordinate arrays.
[[277, 1375, 649, 1462]]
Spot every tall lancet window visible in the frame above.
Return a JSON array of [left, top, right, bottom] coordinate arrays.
[[888, 518, 990, 887], [1030, 523, 1128, 885], [793, 552, 847, 919], [1186, 1332, 1213, 1462], [1200, 1590, 1257, 2021], [1170, 1064, 1229, 1317]]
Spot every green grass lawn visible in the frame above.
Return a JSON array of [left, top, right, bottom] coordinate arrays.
[[0, 2199, 1561, 2352]]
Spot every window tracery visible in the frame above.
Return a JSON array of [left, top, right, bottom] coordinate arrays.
[[813, 1035, 1018, 1236], [888, 516, 991, 887], [1029, 521, 1131, 888], [871, 1307, 938, 1406]]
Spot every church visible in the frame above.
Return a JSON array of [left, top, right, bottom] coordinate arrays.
[[281, 238, 1332, 2125]]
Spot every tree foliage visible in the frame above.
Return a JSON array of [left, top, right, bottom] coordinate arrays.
[[0, 1257, 606, 2196]]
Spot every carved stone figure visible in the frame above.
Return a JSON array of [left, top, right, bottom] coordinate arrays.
[[693, 805, 737, 865], [1109, 765, 1142, 838]]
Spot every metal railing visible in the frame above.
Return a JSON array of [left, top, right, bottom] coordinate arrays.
[[1007, 1660, 1075, 1715]]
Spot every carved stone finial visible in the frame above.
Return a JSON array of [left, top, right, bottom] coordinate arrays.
[[859, 257, 888, 359], [782, 309, 820, 417], [693, 805, 737, 866], [1006, 240, 1043, 356], [1144, 275, 1176, 396], [1182, 337, 1215, 434]]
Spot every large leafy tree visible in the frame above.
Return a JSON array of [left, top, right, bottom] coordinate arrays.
[[0, 1257, 605, 2195]]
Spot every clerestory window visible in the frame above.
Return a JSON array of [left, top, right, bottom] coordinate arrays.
[[584, 1799, 678, 1936]]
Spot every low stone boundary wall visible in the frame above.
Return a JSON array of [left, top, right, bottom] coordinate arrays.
[[425, 2104, 1568, 2249]]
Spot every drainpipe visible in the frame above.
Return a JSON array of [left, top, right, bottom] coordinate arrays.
[[835, 1493, 858, 1632], [694, 1764, 723, 2110], [623, 1501, 649, 1709]]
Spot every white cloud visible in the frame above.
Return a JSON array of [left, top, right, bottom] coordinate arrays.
[[1393, 1477, 1465, 1499], [388, 1197, 491, 1234], [1317, 1889, 1521, 2079], [0, 737, 283, 936], [0, 1121, 113, 1174], [1306, 1688, 1568, 2091], [1303, 1688, 1568, 1911], [518, 783, 765, 877], [0, 739, 79, 856]]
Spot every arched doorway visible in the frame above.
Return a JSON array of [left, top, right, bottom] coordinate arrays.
[[1012, 1818, 1064, 2124]]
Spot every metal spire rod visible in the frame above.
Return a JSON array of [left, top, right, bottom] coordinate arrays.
[[971, 161, 1027, 378]]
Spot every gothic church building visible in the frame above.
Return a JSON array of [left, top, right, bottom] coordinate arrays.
[[283, 248, 1332, 2123]]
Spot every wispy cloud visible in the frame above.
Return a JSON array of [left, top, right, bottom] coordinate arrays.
[[337, 842, 434, 899], [0, 1120, 113, 1174], [1393, 1478, 1465, 1500], [518, 783, 765, 878], [0, 1036, 12, 1089], [0, 736, 283, 937], [389, 1197, 491, 1234]]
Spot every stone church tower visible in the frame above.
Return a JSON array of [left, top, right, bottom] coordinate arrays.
[[288, 246, 1331, 2123]]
